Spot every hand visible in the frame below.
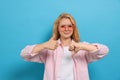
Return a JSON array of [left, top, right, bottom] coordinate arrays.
[[44, 34, 58, 50], [69, 42, 83, 53]]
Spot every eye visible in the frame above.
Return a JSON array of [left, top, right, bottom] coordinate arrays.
[[60, 25, 65, 28], [68, 25, 72, 27]]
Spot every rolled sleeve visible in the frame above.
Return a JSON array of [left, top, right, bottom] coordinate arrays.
[[85, 43, 109, 63], [20, 45, 47, 63]]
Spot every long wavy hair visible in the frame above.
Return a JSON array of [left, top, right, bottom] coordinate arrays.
[[52, 13, 80, 42]]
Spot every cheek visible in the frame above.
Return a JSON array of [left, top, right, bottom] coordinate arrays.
[[59, 27, 65, 32], [69, 27, 73, 31]]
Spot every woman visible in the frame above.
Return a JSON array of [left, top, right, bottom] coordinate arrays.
[[20, 13, 109, 80]]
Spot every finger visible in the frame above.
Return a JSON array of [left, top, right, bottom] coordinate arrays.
[[69, 45, 74, 51], [54, 45, 58, 49], [50, 33, 56, 40], [51, 46, 56, 50], [54, 44, 58, 48], [75, 48, 79, 53]]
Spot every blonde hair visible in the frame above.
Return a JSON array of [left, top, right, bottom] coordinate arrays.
[[53, 13, 80, 42]]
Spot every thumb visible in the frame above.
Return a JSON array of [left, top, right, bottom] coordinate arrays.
[[69, 41, 76, 51], [50, 34, 56, 40], [69, 44, 75, 51]]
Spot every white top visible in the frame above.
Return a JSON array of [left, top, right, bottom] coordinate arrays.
[[56, 46, 74, 80]]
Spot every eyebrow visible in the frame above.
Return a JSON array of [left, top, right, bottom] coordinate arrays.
[[59, 24, 73, 26]]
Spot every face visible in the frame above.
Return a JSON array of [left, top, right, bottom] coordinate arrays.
[[58, 18, 73, 39]]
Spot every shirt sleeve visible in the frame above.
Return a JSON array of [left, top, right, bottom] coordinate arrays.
[[84, 42, 109, 63], [20, 45, 47, 63]]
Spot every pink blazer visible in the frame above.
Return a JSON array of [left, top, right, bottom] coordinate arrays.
[[20, 39, 109, 80]]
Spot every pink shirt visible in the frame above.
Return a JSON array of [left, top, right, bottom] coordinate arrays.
[[20, 39, 109, 80]]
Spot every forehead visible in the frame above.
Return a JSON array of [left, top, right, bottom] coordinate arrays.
[[59, 18, 72, 25]]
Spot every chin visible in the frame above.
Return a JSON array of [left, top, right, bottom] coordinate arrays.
[[63, 35, 72, 39], [60, 33, 73, 39]]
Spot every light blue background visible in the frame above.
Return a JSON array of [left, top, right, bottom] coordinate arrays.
[[0, 0, 120, 80]]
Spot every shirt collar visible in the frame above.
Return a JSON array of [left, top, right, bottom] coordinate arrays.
[[57, 39, 75, 46]]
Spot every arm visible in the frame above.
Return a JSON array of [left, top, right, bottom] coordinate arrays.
[[20, 36, 58, 63], [77, 42, 98, 53], [20, 44, 48, 63], [83, 42, 109, 63], [69, 41, 98, 53], [31, 43, 48, 55], [32, 39, 57, 54], [69, 42, 109, 63]]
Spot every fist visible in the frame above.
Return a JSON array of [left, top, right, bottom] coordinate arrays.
[[69, 42, 83, 53]]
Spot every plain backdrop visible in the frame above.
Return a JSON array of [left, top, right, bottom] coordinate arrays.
[[0, 0, 120, 80]]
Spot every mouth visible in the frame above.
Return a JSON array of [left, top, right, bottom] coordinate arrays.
[[63, 32, 71, 35]]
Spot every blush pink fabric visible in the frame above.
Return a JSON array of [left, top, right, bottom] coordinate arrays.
[[20, 39, 109, 80]]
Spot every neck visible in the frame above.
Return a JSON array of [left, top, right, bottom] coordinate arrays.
[[60, 37, 72, 46]]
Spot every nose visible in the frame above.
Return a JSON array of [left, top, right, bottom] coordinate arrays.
[[65, 26, 69, 30]]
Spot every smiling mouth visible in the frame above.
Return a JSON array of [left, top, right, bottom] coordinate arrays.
[[63, 32, 70, 34]]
